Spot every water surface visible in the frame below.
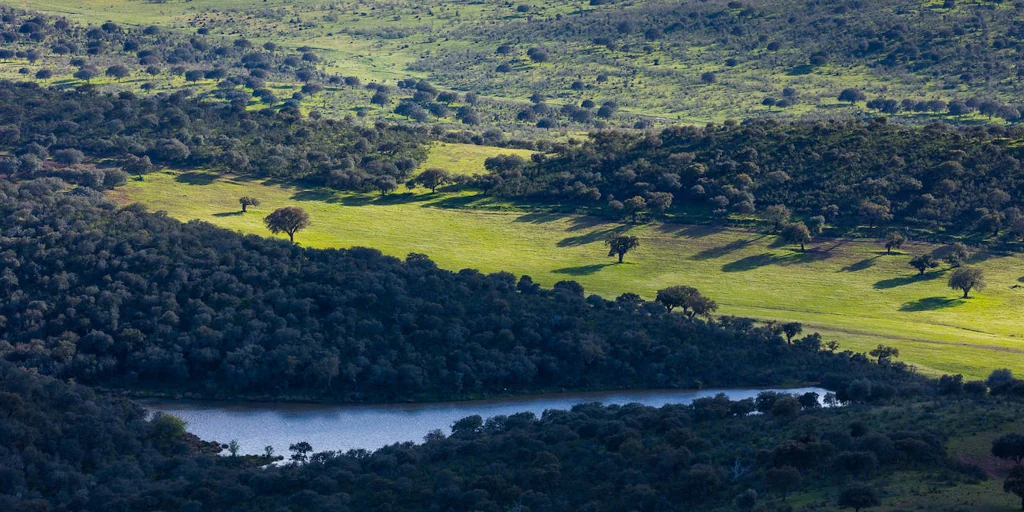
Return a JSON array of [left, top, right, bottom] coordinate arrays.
[[144, 387, 825, 456]]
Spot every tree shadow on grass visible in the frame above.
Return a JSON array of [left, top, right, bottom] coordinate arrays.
[[874, 271, 942, 289], [840, 255, 880, 272], [557, 225, 630, 247], [552, 263, 614, 276], [899, 296, 964, 312], [690, 235, 765, 261], [292, 189, 341, 203], [721, 249, 831, 272], [175, 171, 219, 185], [212, 211, 243, 217], [514, 211, 572, 224], [671, 224, 722, 238]]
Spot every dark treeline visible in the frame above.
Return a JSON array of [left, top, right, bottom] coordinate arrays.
[[2, 358, 1014, 512], [0, 81, 430, 191], [0, 178, 919, 402], [478, 118, 1024, 237]]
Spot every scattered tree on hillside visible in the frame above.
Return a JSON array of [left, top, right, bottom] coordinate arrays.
[[838, 88, 866, 104], [105, 64, 130, 81], [781, 222, 811, 251], [859, 201, 893, 228], [239, 196, 260, 212], [123, 154, 153, 180], [884, 232, 906, 254], [909, 254, 938, 275], [606, 235, 640, 263], [623, 196, 647, 223], [414, 168, 450, 193], [289, 442, 313, 463], [264, 206, 310, 243], [948, 267, 985, 298]]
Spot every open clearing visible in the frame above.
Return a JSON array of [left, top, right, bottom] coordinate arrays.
[[115, 169, 1024, 380]]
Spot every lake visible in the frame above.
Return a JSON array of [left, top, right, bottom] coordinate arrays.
[[144, 387, 827, 456]]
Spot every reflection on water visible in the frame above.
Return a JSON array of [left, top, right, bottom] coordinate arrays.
[[143, 387, 826, 456]]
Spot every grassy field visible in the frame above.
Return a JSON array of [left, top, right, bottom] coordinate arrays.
[[113, 167, 1024, 380], [418, 143, 536, 176]]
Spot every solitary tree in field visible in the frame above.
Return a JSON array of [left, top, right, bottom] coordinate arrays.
[[414, 168, 450, 193], [948, 267, 985, 298], [838, 483, 880, 512], [606, 235, 640, 263], [909, 254, 938, 275], [239, 196, 260, 212], [781, 222, 812, 251], [264, 206, 310, 243], [838, 88, 866, 104], [884, 231, 906, 254]]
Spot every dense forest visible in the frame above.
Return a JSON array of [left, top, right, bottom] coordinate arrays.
[[0, 178, 921, 402], [6, 358, 1024, 512], [480, 119, 1024, 237]]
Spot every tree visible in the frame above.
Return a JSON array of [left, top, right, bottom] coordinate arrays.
[[289, 441, 313, 463], [909, 254, 938, 275], [781, 222, 811, 251], [184, 69, 205, 83], [1005, 464, 1024, 511], [375, 176, 398, 196], [765, 204, 790, 232], [123, 155, 154, 179], [807, 215, 826, 235], [782, 322, 802, 343], [838, 88, 866, 104], [105, 65, 130, 81], [264, 445, 275, 458], [415, 168, 450, 193], [948, 267, 985, 298], [869, 344, 900, 365], [228, 440, 240, 456], [239, 196, 260, 212], [765, 466, 802, 499], [264, 206, 310, 243], [993, 434, 1024, 464], [606, 235, 640, 263], [838, 483, 880, 512], [622, 196, 647, 223], [884, 232, 906, 254], [656, 285, 698, 312], [859, 201, 892, 228], [944, 242, 970, 267]]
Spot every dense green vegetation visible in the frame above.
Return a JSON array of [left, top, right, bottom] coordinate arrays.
[[9, 0, 1024, 129], [488, 119, 1024, 238], [8, 355, 1024, 512], [2, 178, 918, 401], [118, 170, 1024, 380]]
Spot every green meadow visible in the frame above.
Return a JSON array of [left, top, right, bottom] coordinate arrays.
[[115, 165, 1024, 381]]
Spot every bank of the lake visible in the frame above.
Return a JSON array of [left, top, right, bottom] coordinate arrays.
[[144, 387, 827, 457]]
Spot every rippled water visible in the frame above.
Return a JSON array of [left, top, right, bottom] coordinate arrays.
[[143, 387, 826, 456]]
